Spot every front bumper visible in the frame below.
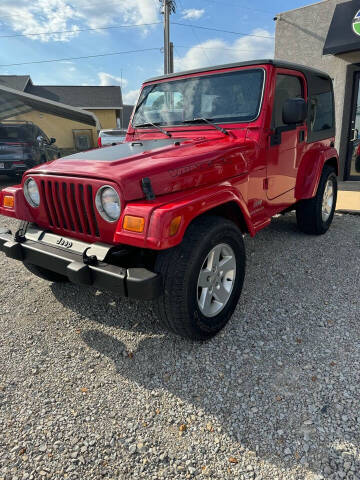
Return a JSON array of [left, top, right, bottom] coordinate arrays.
[[0, 227, 162, 300]]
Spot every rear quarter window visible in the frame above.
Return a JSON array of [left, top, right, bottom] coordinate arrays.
[[307, 75, 335, 142], [309, 90, 334, 132]]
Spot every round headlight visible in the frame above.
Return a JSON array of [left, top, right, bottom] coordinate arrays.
[[24, 177, 40, 207], [95, 186, 121, 222]]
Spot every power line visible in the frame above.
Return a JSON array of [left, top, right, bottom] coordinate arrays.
[[0, 43, 273, 69], [176, 45, 273, 52], [173, 22, 274, 38], [0, 22, 162, 39], [0, 21, 274, 41], [0, 0, 275, 20], [0, 47, 162, 67], [176, 0, 211, 64]]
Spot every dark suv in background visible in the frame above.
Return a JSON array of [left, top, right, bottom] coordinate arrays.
[[0, 121, 59, 178]]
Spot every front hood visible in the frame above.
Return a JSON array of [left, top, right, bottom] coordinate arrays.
[[29, 134, 251, 201]]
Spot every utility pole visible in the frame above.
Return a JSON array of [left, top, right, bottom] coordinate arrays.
[[161, 0, 176, 74], [170, 42, 174, 74]]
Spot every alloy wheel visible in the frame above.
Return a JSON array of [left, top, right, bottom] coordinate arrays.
[[197, 243, 236, 318], [322, 178, 334, 222]]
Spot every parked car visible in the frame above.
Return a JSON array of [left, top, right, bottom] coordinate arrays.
[[97, 129, 127, 147], [0, 121, 59, 178], [0, 59, 338, 340]]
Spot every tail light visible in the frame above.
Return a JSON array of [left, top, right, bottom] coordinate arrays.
[[97, 137, 102, 148]]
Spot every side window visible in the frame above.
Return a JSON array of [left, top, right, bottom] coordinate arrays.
[[310, 90, 334, 132], [272, 74, 303, 128]]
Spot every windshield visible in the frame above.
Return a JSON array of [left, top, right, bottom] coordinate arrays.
[[0, 125, 33, 141], [132, 68, 264, 127]]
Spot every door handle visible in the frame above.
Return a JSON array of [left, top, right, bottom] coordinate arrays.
[[351, 128, 359, 141]]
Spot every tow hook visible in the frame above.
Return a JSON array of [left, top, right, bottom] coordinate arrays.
[[14, 220, 29, 243], [83, 247, 98, 266]]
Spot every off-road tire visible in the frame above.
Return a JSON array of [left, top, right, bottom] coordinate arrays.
[[153, 215, 246, 341], [24, 263, 69, 283], [296, 164, 337, 235]]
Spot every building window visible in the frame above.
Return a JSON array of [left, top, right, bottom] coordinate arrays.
[[272, 74, 303, 128]]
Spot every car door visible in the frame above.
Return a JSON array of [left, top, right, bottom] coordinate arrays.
[[266, 72, 306, 200]]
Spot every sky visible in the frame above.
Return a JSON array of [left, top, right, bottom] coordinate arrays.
[[0, 0, 316, 105]]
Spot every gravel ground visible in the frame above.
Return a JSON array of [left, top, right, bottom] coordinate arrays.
[[0, 176, 360, 480]]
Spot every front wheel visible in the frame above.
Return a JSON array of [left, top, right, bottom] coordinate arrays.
[[296, 164, 337, 235], [153, 216, 246, 341]]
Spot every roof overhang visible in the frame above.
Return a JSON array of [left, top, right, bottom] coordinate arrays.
[[323, 0, 360, 55], [0, 84, 101, 128]]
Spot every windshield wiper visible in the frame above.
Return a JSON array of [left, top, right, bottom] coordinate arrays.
[[133, 122, 172, 138], [183, 117, 229, 136]]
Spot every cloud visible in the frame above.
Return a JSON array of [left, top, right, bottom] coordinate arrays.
[[98, 72, 139, 105], [0, 0, 159, 42], [123, 89, 140, 105], [174, 29, 274, 71], [98, 72, 128, 88], [181, 9, 205, 20]]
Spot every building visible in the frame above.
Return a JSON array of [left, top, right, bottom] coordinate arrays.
[[0, 75, 133, 153], [275, 0, 360, 181]]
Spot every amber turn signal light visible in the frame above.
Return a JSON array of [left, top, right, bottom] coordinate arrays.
[[3, 195, 14, 208], [169, 216, 182, 236], [123, 215, 145, 233]]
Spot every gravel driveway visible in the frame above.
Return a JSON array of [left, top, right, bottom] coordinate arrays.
[[0, 176, 359, 480]]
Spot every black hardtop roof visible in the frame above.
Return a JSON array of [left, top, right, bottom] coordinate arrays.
[[145, 59, 331, 83]]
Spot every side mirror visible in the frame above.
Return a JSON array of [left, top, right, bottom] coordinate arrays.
[[283, 98, 307, 125], [50, 137, 56, 144]]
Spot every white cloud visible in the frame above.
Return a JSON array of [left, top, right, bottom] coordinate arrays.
[[181, 9, 205, 20], [98, 72, 128, 88], [174, 29, 274, 71], [0, 0, 159, 42], [98, 71, 139, 105], [123, 89, 140, 105]]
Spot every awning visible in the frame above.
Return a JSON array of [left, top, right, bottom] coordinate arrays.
[[0, 84, 101, 128], [323, 0, 360, 55]]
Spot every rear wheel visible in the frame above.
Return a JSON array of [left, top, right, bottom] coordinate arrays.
[[296, 164, 337, 235], [153, 216, 246, 340]]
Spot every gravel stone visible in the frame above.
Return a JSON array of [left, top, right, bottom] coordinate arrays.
[[0, 177, 360, 479]]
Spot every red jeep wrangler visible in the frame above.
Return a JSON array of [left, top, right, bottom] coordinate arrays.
[[0, 60, 338, 340]]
